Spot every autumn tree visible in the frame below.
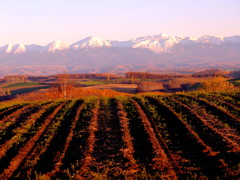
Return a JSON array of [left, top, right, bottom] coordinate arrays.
[[197, 77, 234, 92]]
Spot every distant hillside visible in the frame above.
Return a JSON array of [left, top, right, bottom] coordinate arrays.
[[192, 69, 230, 77], [228, 71, 240, 78]]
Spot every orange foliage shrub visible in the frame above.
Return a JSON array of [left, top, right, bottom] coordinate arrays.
[[137, 81, 164, 92], [15, 85, 128, 101], [197, 77, 235, 92]]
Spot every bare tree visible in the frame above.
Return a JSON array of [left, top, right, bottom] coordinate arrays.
[[57, 72, 70, 99]]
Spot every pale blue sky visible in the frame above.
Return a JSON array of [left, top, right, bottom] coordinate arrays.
[[0, 0, 239, 45]]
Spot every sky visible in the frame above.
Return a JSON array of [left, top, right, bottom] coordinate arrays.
[[0, 0, 239, 46]]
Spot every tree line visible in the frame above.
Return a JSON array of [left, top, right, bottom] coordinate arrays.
[[54, 73, 122, 79], [126, 69, 229, 79]]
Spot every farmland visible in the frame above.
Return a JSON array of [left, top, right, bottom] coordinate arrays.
[[0, 82, 50, 96], [86, 84, 138, 94], [0, 91, 239, 179]]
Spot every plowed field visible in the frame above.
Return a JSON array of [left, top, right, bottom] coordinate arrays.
[[0, 91, 239, 179]]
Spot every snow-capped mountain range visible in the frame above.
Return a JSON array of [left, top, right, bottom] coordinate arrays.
[[0, 33, 240, 76], [1, 34, 240, 54]]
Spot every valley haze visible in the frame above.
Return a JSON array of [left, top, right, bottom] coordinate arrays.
[[0, 33, 240, 77]]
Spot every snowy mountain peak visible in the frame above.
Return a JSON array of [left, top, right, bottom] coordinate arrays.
[[0, 43, 26, 54], [131, 34, 183, 52], [132, 33, 176, 42], [85, 36, 103, 41], [5, 43, 15, 53], [197, 35, 224, 44], [14, 44, 26, 54], [71, 36, 111, 49], [159, 33, 170, 37], [47, 40, 69, 52], [132, 40, 163, 52]]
